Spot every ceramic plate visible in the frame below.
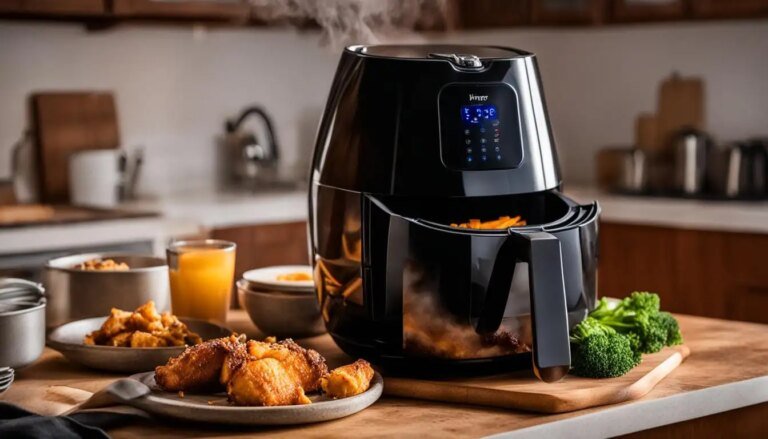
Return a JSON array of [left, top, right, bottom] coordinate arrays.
[[123, 371, 383, 425], [47, 317, 232, 373], [242, 265, 314, 292]]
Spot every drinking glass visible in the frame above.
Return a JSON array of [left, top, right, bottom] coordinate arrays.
[[166, 239, 236, 323]]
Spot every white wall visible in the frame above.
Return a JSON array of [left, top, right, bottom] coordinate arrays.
[[440, 21, 768, 183], [0, 23, 339, 194], [1, 20, 766, 194]]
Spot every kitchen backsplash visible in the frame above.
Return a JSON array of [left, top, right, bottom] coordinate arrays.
[[0, 20, 766, 195]]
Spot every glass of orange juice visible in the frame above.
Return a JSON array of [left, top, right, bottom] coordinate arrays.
[[166, 239, 236, 323]]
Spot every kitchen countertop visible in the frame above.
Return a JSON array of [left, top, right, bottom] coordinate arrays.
[[1, 186, 766, 256], [0, 190, 307, 256], [3, 312, 767, 438], [567, 186, 768, 234], [124, 189, 308, 229]]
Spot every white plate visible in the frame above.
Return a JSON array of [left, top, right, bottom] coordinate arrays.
[[123, 370, 383, 425], [242, 265, 315, 292], [47, 317, 232, 373]]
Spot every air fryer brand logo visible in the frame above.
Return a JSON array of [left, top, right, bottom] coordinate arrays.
[[469, 94, 488, 102]]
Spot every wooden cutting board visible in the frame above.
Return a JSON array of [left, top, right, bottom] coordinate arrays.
[[0, 204, 158, 228], [32, 92, 120, 203], [656, 74, 704, 151], [384, 345, 690, 414]]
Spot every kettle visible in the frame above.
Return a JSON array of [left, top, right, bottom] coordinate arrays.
[[710, 139, 768, 199], [220, 106, 280, 190], [672, 128, 712, 195]]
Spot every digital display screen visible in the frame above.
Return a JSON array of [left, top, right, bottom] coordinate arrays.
[[439, 84, 522, 171], [461, 104, 498, 124]]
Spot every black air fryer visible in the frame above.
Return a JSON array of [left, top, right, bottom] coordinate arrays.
[[309, 45, 599, 382]]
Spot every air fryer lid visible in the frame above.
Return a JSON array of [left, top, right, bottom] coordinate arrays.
[[354, 44, 531, 60]]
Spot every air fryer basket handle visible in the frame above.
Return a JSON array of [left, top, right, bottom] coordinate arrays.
[[478, 230, 571, 382], [521, 231, 571, 382]]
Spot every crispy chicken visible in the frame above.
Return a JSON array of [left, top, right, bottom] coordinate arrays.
[[155, 335, 373, 406], [155, 335, 243, 391], [220, 341, 249, 386], [223, 339, 328, 406], [84, 301, 202, 348], [245, 339, 328, 392], [227, 358, 312, 406], [320, 359, 375, 398]]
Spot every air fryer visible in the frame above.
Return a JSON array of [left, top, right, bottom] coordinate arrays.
[[308, 45, 600, 381]]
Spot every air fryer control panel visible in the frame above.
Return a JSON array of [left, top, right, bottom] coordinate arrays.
[[439, 84, 524, 171]]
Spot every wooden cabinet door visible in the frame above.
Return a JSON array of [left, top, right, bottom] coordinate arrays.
[[211, 221, 309, 306], [599, 222, 768, 324], [598, 223, 679, 307]]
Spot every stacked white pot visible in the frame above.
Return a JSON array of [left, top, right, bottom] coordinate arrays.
[[0, 278, 46, 375]]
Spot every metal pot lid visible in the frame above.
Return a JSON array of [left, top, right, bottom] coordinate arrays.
[[0, 278, 45, 308], [351, 44, 531, 60]]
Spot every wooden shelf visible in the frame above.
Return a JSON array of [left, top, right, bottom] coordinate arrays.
[[111, 0, 249, 23], [452, 0, 530, 29], [0, 0, 105, 18], [691, 0, 768, 19], [609, 0, 687, 23], [1, 0, 768, 29], [530, 0, 606, 26]]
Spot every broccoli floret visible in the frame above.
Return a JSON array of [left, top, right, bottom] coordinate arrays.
[[570, 317, 640, 378], [624, 332, 643, 364], [621, 291, 660, 314], [569, 293, 683, 378], [657, 311, 683, 346], [639, 312, 669, 353], [588, 292, 679, 354]]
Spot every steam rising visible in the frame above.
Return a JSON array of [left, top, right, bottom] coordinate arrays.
[[403, 261, 531, 359], [250, 0, 449, 46]]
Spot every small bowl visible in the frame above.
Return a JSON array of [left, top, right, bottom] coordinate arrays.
[[237, 279, 325, 339], [242, 265, 314, 294]]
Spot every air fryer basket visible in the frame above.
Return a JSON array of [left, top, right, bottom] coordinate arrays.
[[358, 190, 599, 379]]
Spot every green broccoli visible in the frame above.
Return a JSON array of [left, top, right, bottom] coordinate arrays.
[[657, 311, 683, 346], [569, 317, 640, 378], [588, 292, 682, 354], [569, 292, 684, 378]]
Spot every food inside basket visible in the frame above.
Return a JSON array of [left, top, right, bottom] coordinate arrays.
[[450, 215, 527, 230]]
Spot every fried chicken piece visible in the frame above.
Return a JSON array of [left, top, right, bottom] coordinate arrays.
[[227, 358, 312, 406], [108, 331, 133, 347], [155, 335, 242, 392], [220, 342, 249, 385], [245, 339, 327, 392], [130, 331, 168, 348], [153, 312, 201, 347], [129, 301, 164, 333], [84, 301, 203, 348], [320, 359, 374, 398], [86, 308, 132, 344]]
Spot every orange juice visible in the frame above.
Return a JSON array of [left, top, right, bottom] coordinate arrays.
[[167, 240, 236, 323]]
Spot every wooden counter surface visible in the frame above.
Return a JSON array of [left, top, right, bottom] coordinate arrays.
[[2, 312, 767, 438]]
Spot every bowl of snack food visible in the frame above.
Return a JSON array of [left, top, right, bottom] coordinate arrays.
[[44, 253, 170, 328], [237, 277, 325, 339], [47, 300, 232, 372]]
